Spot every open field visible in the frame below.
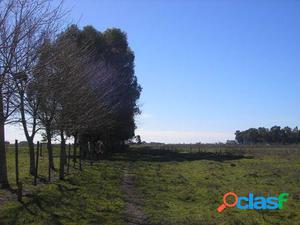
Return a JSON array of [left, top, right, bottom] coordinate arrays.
[[0, 146, 126, 225], [0, 144, 300, 225], [1, 1, 299, 225]]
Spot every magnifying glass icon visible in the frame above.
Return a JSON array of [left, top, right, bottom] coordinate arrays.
[[217, 192, 238, 213]]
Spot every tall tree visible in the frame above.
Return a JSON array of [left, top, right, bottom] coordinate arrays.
[[59, 26, 141, 155], [0, 0, 63, 187]]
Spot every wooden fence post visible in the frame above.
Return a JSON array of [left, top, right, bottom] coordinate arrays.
[[79, 145, 82, 171], [40, 143, 43, 157], [34, 141, 40, 185], [91, 142, 94, 166], [73, 142, 77, 167], [48, 152, 51, 182], [88, 142, 93, 166], [15, 140, 19, 185], [67, 143, 71, 173], [15, 140, 22, 201]]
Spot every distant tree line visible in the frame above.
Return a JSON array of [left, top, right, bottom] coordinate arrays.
[[235, 126, 300, 144], [0, 0, 141, 187]]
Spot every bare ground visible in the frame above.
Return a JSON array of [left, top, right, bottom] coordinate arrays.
[[122, 164, 148, 225]]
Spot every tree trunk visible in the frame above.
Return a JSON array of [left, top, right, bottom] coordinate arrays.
[[73, 134, 77, 166], [20, 91, 35, 175], [46, 129, 54, 169], [0, 91, 9, 188], [79, 135, 88, 159], [59, 130, 66, 180], [28, 139, 35, 175], [67, 143, 71, 173]]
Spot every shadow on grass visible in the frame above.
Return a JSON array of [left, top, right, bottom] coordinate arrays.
[[3, 173, 122, 225], [112, 147, 252, 163], [4, 185, 73, 225]]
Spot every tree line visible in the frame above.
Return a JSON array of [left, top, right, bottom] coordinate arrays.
[[0, 0, 141, 188], [235, 126, 300, 144]]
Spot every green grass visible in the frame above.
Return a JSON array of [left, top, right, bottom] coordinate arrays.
[[0, 146, 126, 225], [128, 145, 300, 225], [1, 144, 300, 225]]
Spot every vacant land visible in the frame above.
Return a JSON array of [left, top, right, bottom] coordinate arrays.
[[0, 145, 300, 225], [0, 147, 126, 225]]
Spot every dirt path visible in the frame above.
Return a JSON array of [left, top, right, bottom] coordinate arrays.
[[122, 164, 148, 225]]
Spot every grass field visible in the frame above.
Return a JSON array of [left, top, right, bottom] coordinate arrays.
[[0, 144, 300, 225], [0, 147, 126, 225]]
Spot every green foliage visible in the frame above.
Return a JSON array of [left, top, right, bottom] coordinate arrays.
[[35, 25, 141, 151], [235, 126, 300, 144]]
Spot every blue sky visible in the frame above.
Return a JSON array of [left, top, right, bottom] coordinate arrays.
[[6, 0, 300, 143]]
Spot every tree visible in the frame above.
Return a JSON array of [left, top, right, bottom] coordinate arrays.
[[33, 26, 116, 177], [257, 127, 270, 143], [235, 126, 300, 144], [0, 0, 63, 187], [270, 126, 281, 143], [292, 127, 299, 143], [235, 130, 243, 144], [15, 73, 40, 175], [247, 128, 259, 144], [60, 26, 141, 155], [28, 24, 141, 180], [282, 126, 292, 144]]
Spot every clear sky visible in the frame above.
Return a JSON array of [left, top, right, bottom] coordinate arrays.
[[6, 0, 300, 143]]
